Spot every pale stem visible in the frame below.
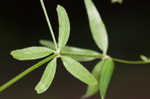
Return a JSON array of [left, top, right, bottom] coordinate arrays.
[[40, 0, 58, 50]]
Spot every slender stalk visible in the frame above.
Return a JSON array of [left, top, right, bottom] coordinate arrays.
[[40, 0, 58, 50], [112, 58, 150, 64], [61, 52, 150, 64], [0, 54, 57, 92]]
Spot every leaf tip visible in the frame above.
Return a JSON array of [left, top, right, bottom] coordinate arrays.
[[111, 0, 123, 4], [140, 55, 149, 62], [10, 50, 15, 56], [10, 50, 22, 61], [56, 4, 63, 10], [35, 83, 46, 94], [35, 88, 41, 94]]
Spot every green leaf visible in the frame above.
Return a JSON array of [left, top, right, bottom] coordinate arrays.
[[62, 46, 100, 62], [99, 58, 114, 99], [61, 56, 97, 85], [39, 40, 55, 50], [57, 5, 70, 51], [82, 60, 105, 98], [140, 55, 149, 62], [111, 0, 123, 4], [35, 58, 57, 94], [39, 40, 100, 61], [84, 0, 108, 54], [11, 47, 54, 61]]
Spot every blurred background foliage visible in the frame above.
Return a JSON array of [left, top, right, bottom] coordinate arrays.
[[0, 0, 150, 99]]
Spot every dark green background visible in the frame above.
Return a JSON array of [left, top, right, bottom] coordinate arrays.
[[0, 0, 150, 99]]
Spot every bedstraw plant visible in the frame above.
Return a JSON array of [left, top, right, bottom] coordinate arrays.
[[0, 0, 149, 99]]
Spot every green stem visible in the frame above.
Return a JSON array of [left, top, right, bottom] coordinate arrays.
[[61, 52, 150, 64], [112, 58, 150, 64], [40, 0, 58, 50], [0, 54, 57, 92]]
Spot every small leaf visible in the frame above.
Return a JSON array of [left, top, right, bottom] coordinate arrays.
[[39, 40, 100, 61], [57, 5, 70, 51], [39, 40, 55, 50], [35, 58, 57, 94], [84, 0, 108, 54], [82, 60, 105, 98], [99, 58, 114, 99], [111, 0, 123, 4], [62, 46, 100, 62], [11, 47, 54, 61], [140, 55, 149, 62], [61, 56, 97, 85]]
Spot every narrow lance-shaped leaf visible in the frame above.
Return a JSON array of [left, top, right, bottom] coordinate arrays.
[[84, 0, 108, 54], [61, 45, 100, 62], [61, 56, 97, 85], [99, 58, 114, 99], [39, 40, 56, 50], [35, 58, 57, 94], [11, 47, 54, 61], [57, 5, 70, 51], [82, 60, 105, 98], [39, 40, 100, 61]]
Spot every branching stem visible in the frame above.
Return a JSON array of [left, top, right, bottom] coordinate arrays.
[[0, 54, 57, 92]]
